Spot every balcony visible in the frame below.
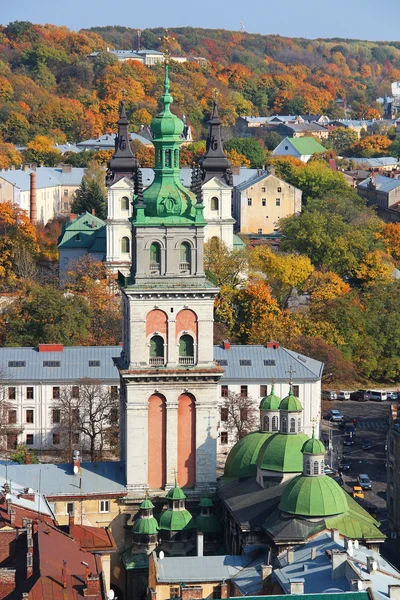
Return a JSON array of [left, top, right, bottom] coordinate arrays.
[[178, 357, 195, 366], [149, 357, 165, 366], [150, 263, 161, 275], [179, 262, 190, 273]]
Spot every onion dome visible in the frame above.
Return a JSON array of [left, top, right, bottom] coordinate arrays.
[[159, 483, 195, 531], [165, 485, 186, 501], [224, 431, 272, 478], [259, 385, 281, 411], [194, 496, 222, 534], [256, 432, 309, 473], [302, 429, 326, 455], [279, 474, 348, 517], [132, 497, 159, 535], [150, 64, 184, 139], [279, 386, 302, 412]]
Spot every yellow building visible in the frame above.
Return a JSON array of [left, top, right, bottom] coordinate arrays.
[[232, 171, 302, 235]]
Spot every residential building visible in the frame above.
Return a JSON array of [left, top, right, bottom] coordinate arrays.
[[271, 122, 329, 140], [300, 114, 330, 125], [0, 166, 85, 222], [58, 212, 106, 276], [357, 174, 400, 210], [272, 136, 327, 162], [330, 120, 371, 138], [232, 170, 302, 234], [0, 342, 322, 454], [88, 48, 165, 66], [347, 157, 399, 172]]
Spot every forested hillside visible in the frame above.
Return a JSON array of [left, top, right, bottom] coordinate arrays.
[[0, 20, 400, 155]]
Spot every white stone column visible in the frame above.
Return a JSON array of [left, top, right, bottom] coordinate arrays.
[[167, 317, 176, 365], [194, 385, 219, 490], [125, 386, 149, 493], [165, 397, 179, 489]]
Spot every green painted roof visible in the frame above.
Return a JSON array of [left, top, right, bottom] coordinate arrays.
[[140, 497, 155, 509], [132, 516, 159, 535], [259, 385, 281, 411], [120, 549, 149, 570], [224, 431, 272, 478], [194, 514, 222, 533], [57, 212, 106, 251], [257, 432, 309, 473], [166, 485, 186, 500], [289, 136, 327, 155], [233, 234, 246, 248], [279, 386, 302, 412], [199, 496, 214, 507], [279, 474, 348, 517], [159, 508, 195, 531], [325, 494, 386, 540], [302, 430, 326, 455]]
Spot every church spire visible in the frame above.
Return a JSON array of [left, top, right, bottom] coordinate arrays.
[[106, 100, 138, 186], [199, 99, 232, 185]]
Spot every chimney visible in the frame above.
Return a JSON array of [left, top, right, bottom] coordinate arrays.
[[9, 509, 16, 525], [0, 569, 16, 595], [261, 564, 272, 584], [331, 528, 340, 543], [265, 341, 279, 349], [220, 582, 228, 599], [331, 550, 347, 580], [69, 513, 75, 539], [25, 453, 31, 465], [311, 547, 317, 560], [69, 213, 78, 222], [38, 344, 64, 352], [62, 560, 67, 589], [289, 578, 304, 594], [367, 556, 378, 574], [222, 340, 231, 350], [29, 172, 37, 225], [84, 573, 101, 597], [91, 208, 96, 216], [27, 552, 33, 578], [197, 531, 204, 557], [389, 585, 400, 599], [287, 548, 294, 564], [73, 450, 81, 476], [62, 165, 72, 173]]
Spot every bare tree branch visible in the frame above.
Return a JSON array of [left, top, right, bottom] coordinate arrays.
[[222, 391, 258, 442]]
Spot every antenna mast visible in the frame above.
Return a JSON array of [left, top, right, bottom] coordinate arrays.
[[136, 29, 142, 52], [240, 19, 245, 32]]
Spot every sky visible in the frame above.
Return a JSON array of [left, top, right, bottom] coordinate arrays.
[[2, 0, 400, 42]]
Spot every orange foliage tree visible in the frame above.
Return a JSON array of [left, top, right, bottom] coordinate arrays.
[[0, 202, 39, 287]]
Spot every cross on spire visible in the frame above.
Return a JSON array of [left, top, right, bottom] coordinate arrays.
[[158, 29, 176, 61], [285, 365, 296, 385]]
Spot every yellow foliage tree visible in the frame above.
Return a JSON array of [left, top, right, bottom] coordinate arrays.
[[0, 202, 39, 287], [226, 148, 251, 167], [0, 143, 23, 169], [383, 222, 400, 264], [307, 270, 351, 303], [355, 250, 394, 285]]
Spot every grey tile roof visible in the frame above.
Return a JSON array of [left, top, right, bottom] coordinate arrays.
[[214, 345, 323, 381], [0, 461, 126, 497], [0, 344, 322, 383], [358, 174, 400, 193], [0, 470, 54, 517], [77, 132, 152, 150], [55, 143, 81, 154], [0, 167, 85, 190], [348, 157, 399, 167], [156, 554, 254, 583], [0, 346, 121, 382]]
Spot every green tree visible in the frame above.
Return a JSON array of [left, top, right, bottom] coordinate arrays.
[[204, 238, 248, 287], [71, 160, 107, 219], [224, 138, 265, 168], [326, 127, 358, 156], [4, 285, 92, 347], [264, 131, 282, 151], [10, 444, 39, 464]]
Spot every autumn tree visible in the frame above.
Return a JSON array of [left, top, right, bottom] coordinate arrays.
[[383, 222, 400, 264], [0, 142, 23, 169], [350, 134, 392, 158], [224, 138, 265, 168], [204, 238, 248, 287], [222, 391, 258, 442], [23, 135, 62, 166], [58, 379, 119, 461], [307, 270, 351, 303], [326, 127, 358, 156], [294, 336, 356, 384]]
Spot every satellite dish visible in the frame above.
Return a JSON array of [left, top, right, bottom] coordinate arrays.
[[73, 465, 79, 474], [5, 493, 11, 500], [107, 591, 115, 600], [357, 580, 363, 591], [372, 561, 377, 571], [159, 551, 164, 560], [354, 540, 359, 549]]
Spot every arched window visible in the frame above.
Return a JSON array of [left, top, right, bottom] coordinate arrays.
[[121, 236, 130, 253], [298, 417, 302, 432], [320, 460, 325, 473], [306, 460, 311, 475], [290, 417, 296, 433], [210, 197, 219, 211], [121, 196, 130, 211], [180, 242, 191, 272], [149, 335, 164, 365], [281, 416, 287, 433], [150, 242, 161, 273], [179, 334, 194, 365], [272, 416, 279, 431], [264, 416, 270, 431], [313, 460, 319, 475]]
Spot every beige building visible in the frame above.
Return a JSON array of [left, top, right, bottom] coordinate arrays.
[[232, 171, 302, 234]]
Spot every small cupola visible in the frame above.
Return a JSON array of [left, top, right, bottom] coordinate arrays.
[[302, 429, 326, 477], [259, 385, 281, 433], [279, 384, 303, 435]]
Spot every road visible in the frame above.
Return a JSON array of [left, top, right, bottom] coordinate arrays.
[[321, 399, 390, 524]]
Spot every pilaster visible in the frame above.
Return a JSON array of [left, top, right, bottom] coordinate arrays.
[[165, 399, 179, 488]]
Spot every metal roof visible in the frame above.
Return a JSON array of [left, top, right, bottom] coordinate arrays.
[[0, 344, 322, 383], [349, 157, 399, 167], [358, 174, 400, 193], [0, 166, 85, 191], [276, 136, 327, 155], [156, 554, 253, 583], [0, 471, 54, 517], [77, 132, 152, 149], [0, 461, 126, 496], [235, 171, 301, 193]]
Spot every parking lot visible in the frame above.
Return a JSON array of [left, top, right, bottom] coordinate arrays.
[[321, 399, 391, 524]]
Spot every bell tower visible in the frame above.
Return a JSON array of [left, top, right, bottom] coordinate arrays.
[[106, 101, 138, 274], [117, 64, 222, 495]]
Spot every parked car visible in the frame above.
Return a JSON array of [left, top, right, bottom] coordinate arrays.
[[350, 389, 369, 402], [387, 391, 399, 401], [339, 458, 352, 472], [325, 409, 344, 422], [344, 424, 356, 435], [322, 390, 338, 401], [357, 474, 372, 490], [362, 439, 372, 451], [367, 390, 387, 402], [337, 390, 351, 401], [343, 434, 355, 446]]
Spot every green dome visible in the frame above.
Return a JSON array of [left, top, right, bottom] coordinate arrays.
[[133, 516, 159, 535], [302, 431, 326, 455], [166, 485, 186, 500], [195, 514, 222, 534], [140, 497, 155, 509], [257, 432, 309, 473], [224, 431, 272, 478], [259, 385, 281, 411], [279, 474, 349, 517], [279, 387, 302, 412], [159, 509, 194, 531], [199, 496, 214, 508]]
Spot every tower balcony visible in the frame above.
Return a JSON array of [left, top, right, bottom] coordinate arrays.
[[178, 356, 195, 366], [149, 357, 165, 366]]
